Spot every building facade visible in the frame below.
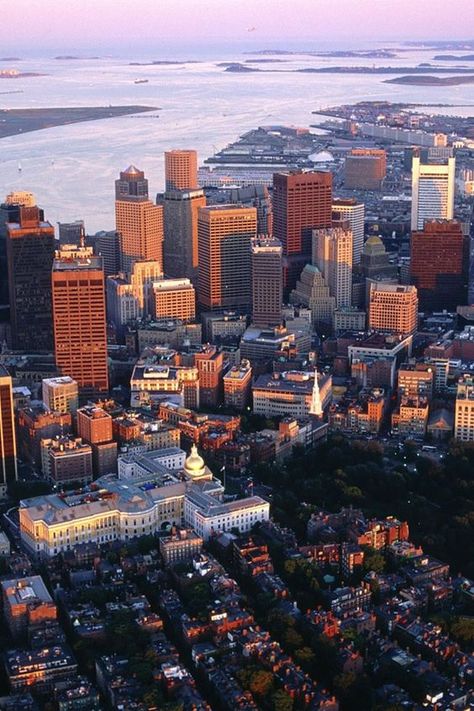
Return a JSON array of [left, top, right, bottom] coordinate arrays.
[[197, 205, 256, 312], [0, 365, 17, 497], [411, 156, 455, 230], [368, 283, 418, 336], [410, 219, 467, 311], [52, 247, 108, 398], [273, 170, 332, 292], [115, 166, 164, 274], [6, 206, 55, 351], [251, 237, 282, 327]]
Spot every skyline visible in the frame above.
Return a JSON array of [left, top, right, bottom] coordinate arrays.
[[5, 0, 474, 53]]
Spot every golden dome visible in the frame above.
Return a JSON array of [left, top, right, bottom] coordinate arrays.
[[184, 444, 205, 477]]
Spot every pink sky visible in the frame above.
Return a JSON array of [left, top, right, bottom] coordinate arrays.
[[7, 0, 474, 48]]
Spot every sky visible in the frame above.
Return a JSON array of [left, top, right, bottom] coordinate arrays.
[[5, 0, 474, 53]]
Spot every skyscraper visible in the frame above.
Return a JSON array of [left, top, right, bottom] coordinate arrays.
[[197, 205, 256, 312], [455, 375, 474, 442], [6, 206, 55, 351], [161, 189, 206, 284], [0, 365, 16, 497], [313, 224, 353, 308], [115, 165, 164, 274], [251, 237, 283, 327], [410, 219, 468, 311], [0, 192, 40, 321], [57, 220, 84, 246], [344, 149, 387, 190], [152, 278, 196, 322], [411, 156, 455, 230], [164, 150, 198, 191], [273, 171, 332, 292], [52, 245, 108, 399], [368, 283, 418, 336], [332, 198, 365, 266]]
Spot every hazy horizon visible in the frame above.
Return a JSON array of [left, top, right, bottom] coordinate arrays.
[[4, 0, 474, 55]]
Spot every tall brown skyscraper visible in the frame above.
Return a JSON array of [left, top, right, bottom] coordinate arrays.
[[6, 206, 55, 351], [164, 150, 198, 191], [115, 165, 163, 274], [410, 219, 468, 311], [251, 237, 283, 327], [52, 246, 108, 399], [197, 205, 257, 312], [273, 171, 332, 292], [0, 365, 17, 498], [162, 189, 206, 284]]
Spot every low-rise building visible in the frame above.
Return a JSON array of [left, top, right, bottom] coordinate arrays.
[[223, 359, 252, 411], [40, 437, 92, 485], [391, 397, 429, 438], [5, 646, 77, 693], [252, 370, 332, 419], [2, 576, 57, 639], [159, 529, 204, 565]]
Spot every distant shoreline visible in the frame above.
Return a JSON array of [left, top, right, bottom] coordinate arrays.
[[385, 74, 474, 86], [0, 105, 158, 139]]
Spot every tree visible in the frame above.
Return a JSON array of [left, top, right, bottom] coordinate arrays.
[[294, 646, 316, 669], [363, 550, 386, 574], [450, 617, 474, 646], [272, 689, 294, 711], [249, 669, 273, 697]]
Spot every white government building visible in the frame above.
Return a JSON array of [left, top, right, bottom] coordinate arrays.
[[19, 446, 269, 556]]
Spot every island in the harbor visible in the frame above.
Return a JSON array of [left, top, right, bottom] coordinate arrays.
[[222, 63, 260, 72], [385, 74, 474, 86], [0, 105, 158, 139], [433, 54, 474, 61], [244, 48, 398, 58], [129, 60, 201, 66], [0, 69, 46, 78], [54, 55, 100, 60]]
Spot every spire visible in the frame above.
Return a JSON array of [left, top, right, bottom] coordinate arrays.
[[309, 369, 322, 417]]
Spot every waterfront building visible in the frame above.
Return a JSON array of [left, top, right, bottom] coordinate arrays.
[[197, 205, 256, 312], [411, 156, 455, 230], [52, 246, 108, 399], [273, 170, 332, 292], [368, 283, 418, 336], [332, 198, 365, 266], [42, 376, 78, 416], [164, 149, 198, 191], [6, 206, 55, 351], [251, 237, 282, 327], [410, 219, 467, 311], [0, 365, 17, 497], [115, 165, 163, 274], [344, 149, 386, 191]]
